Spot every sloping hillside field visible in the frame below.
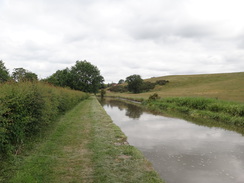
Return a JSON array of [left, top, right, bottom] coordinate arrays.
[[108, 72, 244, 103]]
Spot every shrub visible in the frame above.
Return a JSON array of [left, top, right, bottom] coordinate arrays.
[[0, 82, 89, 156], [109, 85, 128, 93], [141, 82, 156, 92], [100, 89, 106, 98], [156, 80, 169, 85], [149, 93, 160, 100]]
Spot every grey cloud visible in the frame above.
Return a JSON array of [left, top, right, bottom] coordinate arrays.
[[235, 33, 244, 49], [1, 0, 244, 82], [225, 53, 244, 64], [128, 19, 218, 42], [63, 34, 88, 44], [176, 24, 215, 39]]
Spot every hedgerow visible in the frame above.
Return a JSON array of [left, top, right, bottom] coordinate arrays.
[[0, 81, 89, 156]]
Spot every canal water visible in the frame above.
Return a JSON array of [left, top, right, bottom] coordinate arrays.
[[100, 98, 244, 183]]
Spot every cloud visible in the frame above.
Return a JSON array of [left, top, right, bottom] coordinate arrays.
[[1, 0, 244, 82]]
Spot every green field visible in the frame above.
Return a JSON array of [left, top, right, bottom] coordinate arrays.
[[107, 72, 244, 103]]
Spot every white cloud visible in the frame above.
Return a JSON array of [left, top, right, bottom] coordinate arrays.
[[0, 0, 244, 82]]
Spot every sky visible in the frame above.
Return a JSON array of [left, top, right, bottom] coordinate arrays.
[[1, 0, 244, 83]]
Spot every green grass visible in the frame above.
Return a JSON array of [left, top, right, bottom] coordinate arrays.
[[144, 97, 244, 127], [88, 97, 163, 183], [1, 96, 163, 183], [3, 100, 93, 183], [107, 72, 244, 103]]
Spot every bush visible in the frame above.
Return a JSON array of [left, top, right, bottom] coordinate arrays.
[[109, 85, 128, 93], [156, 80, 169, 85], [141, 82, 156, 92], [109, 81, 156, 93], [149, 93, 160, 100], [100, 89, 106, 98], [0, 82, 89, 156]]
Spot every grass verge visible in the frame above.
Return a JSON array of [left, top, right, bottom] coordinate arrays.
[[89, 96, 163, 183], [1, 96, 163, 183], [143, 97, 244, 135]]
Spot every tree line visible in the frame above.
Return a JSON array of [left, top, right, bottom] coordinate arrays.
[[0, 60, 38, 83], [1, 60, 168, 94], [108, 74, 169, 93], [0, 60, 104, 94]]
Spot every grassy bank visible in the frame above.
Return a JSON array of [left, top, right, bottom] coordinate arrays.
[[142, 97, 244, 133], [1, 96, 163, 183]]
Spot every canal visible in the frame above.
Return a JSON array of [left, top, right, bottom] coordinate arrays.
[[100, 98, 244, 183]]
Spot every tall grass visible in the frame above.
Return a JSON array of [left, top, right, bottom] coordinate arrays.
[[144, 97, 244, 127], [0, 81, 89, 157]]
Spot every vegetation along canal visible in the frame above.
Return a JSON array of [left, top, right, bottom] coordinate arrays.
[[99, 98, 244, 183]]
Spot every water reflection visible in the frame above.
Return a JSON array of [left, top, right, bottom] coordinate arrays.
[[100, 98, 143, 119], [100, 98, 244, 183]]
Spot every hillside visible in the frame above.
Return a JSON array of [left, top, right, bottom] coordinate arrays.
[[107, 72, 244, 103]]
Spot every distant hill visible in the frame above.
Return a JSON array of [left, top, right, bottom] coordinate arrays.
[[108, 72, 244, 103]]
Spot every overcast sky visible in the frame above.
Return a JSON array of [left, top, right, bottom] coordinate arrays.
[[1, 0, 244, 83]]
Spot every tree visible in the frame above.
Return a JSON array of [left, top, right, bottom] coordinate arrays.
[[44, 68, 71, 87], [23, 72, 38, 82], [70, 60, 104, 93], [0, 60, 10, 83], [126, 74, 143, 93], [12, 68, 26, 82], [118, 79, 125, 84], [12, 68, 38, 82]]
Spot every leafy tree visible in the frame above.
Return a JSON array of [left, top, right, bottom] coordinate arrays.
[[23, 72, 38, 82], [118, 79, 125, 84], [126, 74, 143, 93], [44, 68, 71, 87], [12, 68, 26, 82], [70, 60, 104, 93], [12, 68, 38, 82], [0, 60, 10, 83]]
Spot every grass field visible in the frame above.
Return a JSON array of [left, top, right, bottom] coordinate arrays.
[[107, 72, 244, 103]]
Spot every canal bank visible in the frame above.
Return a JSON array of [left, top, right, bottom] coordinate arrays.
[[1, 96, 163, 183], [100, 97, 244, 183]]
